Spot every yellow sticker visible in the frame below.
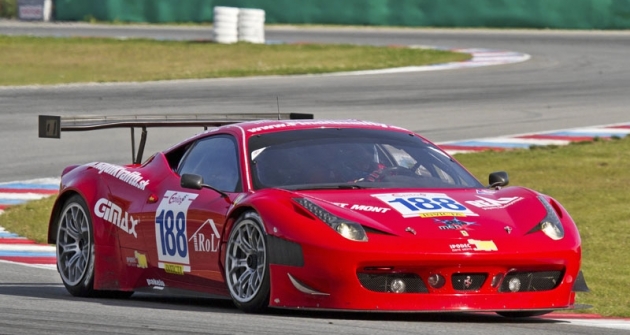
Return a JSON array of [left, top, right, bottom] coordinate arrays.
[[468, 239, 498, 251], [164, 263, 185, 275], [419, 212, 466, 218], [135, 251, 148, 269]]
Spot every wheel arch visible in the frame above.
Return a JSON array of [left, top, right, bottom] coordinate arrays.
[[48, 190, 80, 244], [49, 173, 132, 292]]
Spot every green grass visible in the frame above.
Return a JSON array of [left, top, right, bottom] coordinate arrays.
[[0, 35, 470, 86], [1, 196, 55, 244], [2, 137, 629, 316]]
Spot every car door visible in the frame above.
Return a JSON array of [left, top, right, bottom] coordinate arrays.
[[143, 134, 242, 292]]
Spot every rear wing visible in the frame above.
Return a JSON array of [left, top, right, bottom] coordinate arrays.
[[39, 113, 313, 164]]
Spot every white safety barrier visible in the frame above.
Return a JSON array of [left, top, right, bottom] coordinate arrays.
[[43, 0, 52, 21], [213, 6, 265, 44], [213, 6, 239, 44], [238, 8, 265, 44]]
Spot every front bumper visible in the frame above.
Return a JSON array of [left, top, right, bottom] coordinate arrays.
[[267, 236, 582, 312]]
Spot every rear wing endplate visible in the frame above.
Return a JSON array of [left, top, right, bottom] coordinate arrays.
[[39, 113, 313, 164]]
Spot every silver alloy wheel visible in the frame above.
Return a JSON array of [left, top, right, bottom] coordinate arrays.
[[225, 217, 267, 303], [57, 202, 91, 286]]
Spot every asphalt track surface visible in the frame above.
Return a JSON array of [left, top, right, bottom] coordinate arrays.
[[1, 21, 630, 334]]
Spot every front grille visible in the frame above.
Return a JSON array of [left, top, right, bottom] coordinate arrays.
[[452, 273, 486, 291], [499, 271, 562, 292], [357, 273, 428, 293]]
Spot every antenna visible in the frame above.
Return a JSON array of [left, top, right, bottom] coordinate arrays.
[[277, 96, 280, 120]]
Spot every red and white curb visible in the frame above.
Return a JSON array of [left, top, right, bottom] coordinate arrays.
[[438, 122, 630, 155], [324, 47, 530, 76], [0, 178, 59, 270]]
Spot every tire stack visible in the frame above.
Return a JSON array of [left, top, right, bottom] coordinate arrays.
[[213, 7, 265, 44], [238, 8, 266, 44], [213, 6, 239, 44]]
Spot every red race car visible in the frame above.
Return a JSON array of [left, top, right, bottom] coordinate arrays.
[[39, 113, 588, 317]]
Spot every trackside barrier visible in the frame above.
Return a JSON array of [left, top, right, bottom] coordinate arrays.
[[213, 6, 265, 44], [213, 6, 239, 44], [54, 0, 630, 30], [238, 8, 265, 44], [43, 0, 52, 21]]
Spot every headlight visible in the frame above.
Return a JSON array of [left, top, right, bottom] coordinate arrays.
[[528, 196, 564, 240], [294, 198, 368, 242]]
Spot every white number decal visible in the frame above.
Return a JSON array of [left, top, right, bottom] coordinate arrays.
[[155, 191, 198, 270], [373, 193, 477, 218]]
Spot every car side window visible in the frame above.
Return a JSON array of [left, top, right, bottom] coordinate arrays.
[[177, 135, 241, 192]]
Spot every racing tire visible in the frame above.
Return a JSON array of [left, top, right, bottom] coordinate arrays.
[[56, 195, 132, 299], [496, 310, 552, 318], [224, 211, 270, 313]]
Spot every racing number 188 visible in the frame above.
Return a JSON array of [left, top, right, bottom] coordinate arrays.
[[388, 197, 466, 211], [156, 209, 187, 258]]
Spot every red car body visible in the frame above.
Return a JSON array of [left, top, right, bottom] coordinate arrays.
[[42, 115, 587, 316]]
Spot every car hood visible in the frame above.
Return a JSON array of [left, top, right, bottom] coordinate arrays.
[[292, 186, 547, 240]]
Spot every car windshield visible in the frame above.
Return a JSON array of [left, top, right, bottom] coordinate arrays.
[[248, 128, 483, 190]]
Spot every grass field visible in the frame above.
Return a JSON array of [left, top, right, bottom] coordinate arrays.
[[0, 35, 470, 86], [1, 137, 629, 317]]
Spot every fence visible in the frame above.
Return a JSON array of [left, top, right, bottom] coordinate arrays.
[[45, 0, 630, 29]]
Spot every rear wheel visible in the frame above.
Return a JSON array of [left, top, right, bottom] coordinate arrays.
[[497, 311, 552, 318], [56, 194, 132, 299], [224, 211, 270, 313]]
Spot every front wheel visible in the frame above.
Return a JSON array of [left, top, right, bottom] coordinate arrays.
[[224, 211, 270, 313]]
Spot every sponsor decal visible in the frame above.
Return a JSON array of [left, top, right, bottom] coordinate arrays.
[[450, 243, 473, 252], [350, 204, 391, 213], [476, 189, 496, 195], [155, 191, 198, 274], [434, 217, 476, 231], [136, 251, 147, 268], [419, 212, 466, 218], [247, 123, 288, 133], [469, 239, 498, 251], [450, 239, 497, 252], [19, 5, 43, 19], [94, 198, 138, 238], [372, 193, 478, 218], [88, 162, 150, 190], [246, 120, 391, 133], [161, 263, 187, 275], [334, 202, 391, 213], [147, 278, 165, 290], [189, 219, 221, 253], [126, 251, 147, 268], [466, 196, 523, 210], [464, 275, 473, 288]]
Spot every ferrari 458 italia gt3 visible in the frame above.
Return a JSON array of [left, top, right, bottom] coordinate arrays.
[[39, 113, 588, 317]]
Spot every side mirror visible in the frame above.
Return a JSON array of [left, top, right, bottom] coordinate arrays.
[[181, 173, 203, 190], [488, 171, 509, 188]]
